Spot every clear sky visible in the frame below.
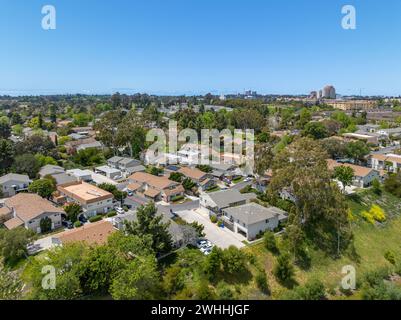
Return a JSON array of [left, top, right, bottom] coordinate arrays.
[[0, 0, 400, 96]]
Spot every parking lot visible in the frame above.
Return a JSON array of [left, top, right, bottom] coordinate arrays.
[[176, 209, 245, 249]]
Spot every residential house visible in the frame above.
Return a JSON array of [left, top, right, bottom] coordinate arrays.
[[65, 138, 102, 154], [222, 203, 287, 241], [177, 166, 216, 191], [128, 172, 185, 202], [95, 165, 123, 180], [0, 173, 32, 198], [39, 166, 78, 187], [56, 181, 114, 218], [66, 169, 93, 182], [370, 153, 401, 173], [343, 132, 379, 146], [39, 165, 65, 178], [327, 159, 380, 188], [200, 189, 257, 215], [107, 156, 145, 178], [1, 193, 63, 233], [51, 173, 78, 186]]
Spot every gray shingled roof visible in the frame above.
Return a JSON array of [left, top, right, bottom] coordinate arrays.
[[0, 173, 31, 184], [39, 165, 65, 177], [52, 173, 77, 186], [207, 189, 256, 209], [223, 203, 286, 225]]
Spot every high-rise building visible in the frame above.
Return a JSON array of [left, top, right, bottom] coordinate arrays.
[[323, 85, 336, 99]]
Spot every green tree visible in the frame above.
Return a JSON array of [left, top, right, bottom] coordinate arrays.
[[98, 183, 127, 205], [203, 247, 222, 279], [77, 245, 125, 295], [94, 110, 124, 152], [73, 113, 92, 126], [73, 148, 104, 166], [0, 118, 11, 139], [169, 172, 184, 182], [110, 256, 161, 300], [255, 271, 270, 294], [182, 178, 196, 191], [302, 122, 329, 140], [384, 173, 401, 197], [0, 138, 14, 174], [13, 154, 41, 178], [345, 141, 369, 164], [263, 231, 279, 254], [28, 178, 56, 199], [221, 246, 248, 275], [333, 165, 355, 193], [40, 216, 52, 233], [269, 137, 352, 255], [26, 243, 86, 300], [273, 253, 295, 285], [64, 203, 82, 223], [125, 203, 173, 255], [297, 108, 312, 129], [372, 178, 382, 195], [0, 228, 36, 266]]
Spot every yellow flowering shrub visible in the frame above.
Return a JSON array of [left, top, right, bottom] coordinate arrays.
[[361, 210, 375, 224], [370, 204, 386, 222]]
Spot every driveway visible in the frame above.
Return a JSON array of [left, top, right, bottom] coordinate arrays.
[[157, 200, 200, 215], [231, 180, 253, 191], [176, 209, 245, 249]]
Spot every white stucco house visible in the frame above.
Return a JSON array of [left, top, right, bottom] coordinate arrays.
[[222, 203, 287, 241], [0, 173, 32, 198]]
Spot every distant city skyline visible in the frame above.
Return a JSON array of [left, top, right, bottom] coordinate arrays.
[[1, 0, 401, 97]]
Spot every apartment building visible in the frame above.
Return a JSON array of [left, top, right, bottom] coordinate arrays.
[[56, 181, 114, 217]]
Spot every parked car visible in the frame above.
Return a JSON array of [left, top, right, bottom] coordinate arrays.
[[78, 215, 88, 223], [196, 240, 207, 249], [127, 191, 134, 197], [115, 207, 125, 214], [62, 220, 73, 229]]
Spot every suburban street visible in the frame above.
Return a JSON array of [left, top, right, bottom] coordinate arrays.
[[157, 200, 200, 215]]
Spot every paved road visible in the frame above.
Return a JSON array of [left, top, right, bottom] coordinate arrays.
[[371, 145, 399, 155], [176, 209, 245, 249], [157, 200, 200, 215], [231, 180, 253, 191]]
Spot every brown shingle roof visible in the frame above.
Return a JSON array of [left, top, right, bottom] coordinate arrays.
[[55, 220, 116, 246], [178, 167, 207, 181], [127, 183, 141, 191], [144, 188, 161, 198], [164, 185, 185, 196], [129, 172, 178, 190], [327, 159, 374, 177], [0, 206, 11, 218], [4, 217, 24, 230], [4, 193, 64, 223]]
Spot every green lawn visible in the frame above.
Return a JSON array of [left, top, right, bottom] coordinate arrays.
[[238, 189, 401, 299], [206, 185, 221, 193], [232, 177, 244, 184]]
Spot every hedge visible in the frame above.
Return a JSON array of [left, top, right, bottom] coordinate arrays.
[[89, 215, 103, 223], [107, 211, 117, 218], [74, 221, 83, 228]]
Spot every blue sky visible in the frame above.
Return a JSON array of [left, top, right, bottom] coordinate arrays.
[[0, 0, 400, 96]]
